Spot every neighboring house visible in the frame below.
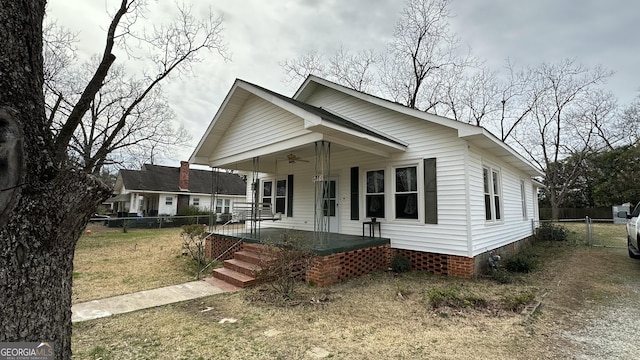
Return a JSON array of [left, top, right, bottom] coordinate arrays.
[[111, 162, 246, 218], [190, 75, 543, 278]]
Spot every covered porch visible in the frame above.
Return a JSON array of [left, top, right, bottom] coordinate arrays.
[[190, 80, 408, 240], [205, 227, 392, 287], [211, 227, 390, 256]]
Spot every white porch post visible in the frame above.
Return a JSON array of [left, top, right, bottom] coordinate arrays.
[[314, 141, 331, 246]]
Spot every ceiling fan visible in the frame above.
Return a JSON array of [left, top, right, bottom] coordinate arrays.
[[287, 153, 309, 163]]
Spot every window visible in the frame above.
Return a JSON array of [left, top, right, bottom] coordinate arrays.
[[366, 170, 385, 218], [165, 196, 173, 205], [520, 180, 527, 219], [395, 166, 418, 219], [223, 199, 230, 213], [215, 199, 222, 213], [262, 181, 272, 206], [483, 167, 502, 221], [323, 180, 336, 216], [193, 197, 200, 206], [276, 179, 286, 213]]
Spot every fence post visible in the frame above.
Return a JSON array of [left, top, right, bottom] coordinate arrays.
[[585, 216, 591, 246]]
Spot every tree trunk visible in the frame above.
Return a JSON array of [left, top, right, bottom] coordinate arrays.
[[0, 2, 110, 359]]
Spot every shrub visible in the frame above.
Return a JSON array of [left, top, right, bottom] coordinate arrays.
[[536, 222, 568, 241], [491, 268, 514, 284], [257, 231, 314, 301], [503, 252, 539, 273], [177, 205, 213, 216], [390, 254, 411, 273], [181, 224, 208, 278], [426, 286, 487, 309], [503, 291, 536, 312]]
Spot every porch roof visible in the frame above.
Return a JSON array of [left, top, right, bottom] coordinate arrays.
[[189, 79, 407, 170]]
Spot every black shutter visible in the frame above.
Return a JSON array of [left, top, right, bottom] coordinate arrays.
[[424, 158, 437, 224], [350, 167, 359, 220], [287, 174, 293, 217]]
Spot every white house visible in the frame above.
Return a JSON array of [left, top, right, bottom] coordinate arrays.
[[190, 75, 543, 278], [111, 162, 246, 218]]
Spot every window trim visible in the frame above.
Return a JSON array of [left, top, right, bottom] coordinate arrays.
[[165, 196, 173, 206], [520, 179, 527, 220], [262, 178, 288, 216], [483, 165, 502, 223], [393, 164, 420, 221], [364, 169, 386, 219]]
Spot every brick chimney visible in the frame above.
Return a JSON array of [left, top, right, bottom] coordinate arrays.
[[179, 161, 189, 191]]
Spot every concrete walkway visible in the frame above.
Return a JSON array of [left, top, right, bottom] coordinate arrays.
[[72, 278, 239, 322]]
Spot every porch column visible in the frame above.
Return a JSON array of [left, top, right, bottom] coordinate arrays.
[[313, 141, 330, 246], [247, 156, 258, 236]]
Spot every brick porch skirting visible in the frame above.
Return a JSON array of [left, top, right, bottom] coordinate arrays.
[[205, 234, 244, 261], [205, 234, 534, 284], [306, 244, 391, 286]]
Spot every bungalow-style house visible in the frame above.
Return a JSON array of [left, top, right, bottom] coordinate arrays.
[[190, 75, 543, 284], [111, 162, 246, 218]]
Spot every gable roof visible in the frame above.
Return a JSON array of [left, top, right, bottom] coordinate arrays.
[[118, 164, 246, 195], [189, 79, 408, 166], [190, 75, 542, 177], [294, 75, 543, 177], [245, 80, 406, 147]]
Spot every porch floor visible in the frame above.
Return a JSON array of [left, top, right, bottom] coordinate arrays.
[[214, 228, 390, 256]]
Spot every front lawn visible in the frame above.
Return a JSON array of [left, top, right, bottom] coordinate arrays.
[[73, 224, 203, 303]]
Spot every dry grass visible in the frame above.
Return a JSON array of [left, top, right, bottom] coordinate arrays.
[[72, 223, 640, 359], [73, 224, 205, 303], [73, 270, 554, 360], [555, 221, 627, 247]]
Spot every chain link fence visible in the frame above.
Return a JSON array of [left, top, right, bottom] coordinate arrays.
[[534, 218, 627, 248]]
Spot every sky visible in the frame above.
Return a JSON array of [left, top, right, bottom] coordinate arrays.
[[46, 0, 640, 168]]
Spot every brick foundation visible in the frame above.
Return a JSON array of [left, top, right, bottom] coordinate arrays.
[[205, 234, 534, 284], [392, 235, 534, 278], [306, 244, 391, 286]]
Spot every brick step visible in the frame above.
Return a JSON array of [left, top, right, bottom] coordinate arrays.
[[234, 250, 275, 266], [224, 258, 263, 277], [212, 267, 258, 288], [242, 243, 272, 253]]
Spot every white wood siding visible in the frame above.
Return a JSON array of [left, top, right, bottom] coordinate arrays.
[[158, 193, 177, 215], [227, 86, 538, 258], [280, 87, 472, 256], [466, 146, 537, 256], [214, 95, 311, 160]]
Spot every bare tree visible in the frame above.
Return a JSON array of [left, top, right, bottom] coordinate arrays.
[[47, 59, 192, 173], [511, 59, 613, 219], [0, 1, 227, 357], [45, 3, 225, 174], [281, 50, 327, 84], [617, 92, 640, 146], [379, 0, 473, 112], [281, 0, 473, 107], [281, 47, 379, 93]]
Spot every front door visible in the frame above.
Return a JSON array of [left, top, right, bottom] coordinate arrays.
[[177, 194, 190, 214], [323, 179, 339, 233]]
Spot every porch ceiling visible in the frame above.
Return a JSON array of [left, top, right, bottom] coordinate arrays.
[[207, 139, 390, 173]]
